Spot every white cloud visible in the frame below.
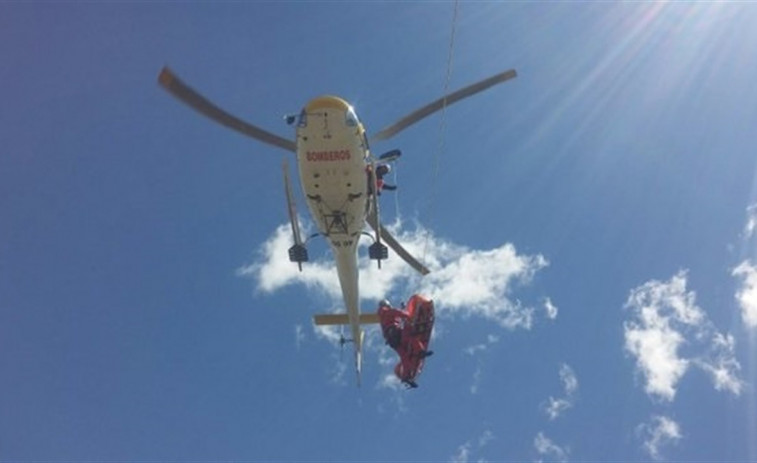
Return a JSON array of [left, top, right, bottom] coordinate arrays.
[[477, 430, 494, 447], [732, 260, 757, 328], [416, 241, 548, 329], [624, 325, 687, 401], [544, 397, 571, 422], [374, 373, 408, 415], [533, 432, 569, 463], [377, 373, 402, 390], [237, 223, 344, 299], [544, 297, 558, 320], [694, 332, 742, 395], [637, 415, 682, 461], [376, 344, 397, 367], [450, 442, 471, 463], [238, 220, 550, 330], [464, 334, 500, 356], [461, 336, 500, 395], [294, 324, 305, 350], [543, 363, 578, 420], [470, 363, 482, 395], [743, 204, 757, 240], [450, 430, 494, 463], [312, 321, 343, 345], [464, 344, 488, 356], [559, 363, 578, 395], [623, 271, 742, 401], [327, 353, 347, 386]]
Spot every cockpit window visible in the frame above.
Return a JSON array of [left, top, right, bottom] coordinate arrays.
[[297, 109, 307, 128], [345, 107, 359, 127]]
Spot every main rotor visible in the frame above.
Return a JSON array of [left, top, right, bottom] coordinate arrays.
[[157, 67, 516, 152]]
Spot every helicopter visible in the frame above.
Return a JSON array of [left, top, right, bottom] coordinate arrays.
[[157, 66, 516, 385]]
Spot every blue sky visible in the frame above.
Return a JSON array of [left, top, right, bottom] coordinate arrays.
[[2, 2, 757, 461]]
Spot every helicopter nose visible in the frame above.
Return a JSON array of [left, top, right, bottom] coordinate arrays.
[[306, 95, 350, 112]]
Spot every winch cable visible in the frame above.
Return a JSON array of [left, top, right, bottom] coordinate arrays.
[[393, 162, 401, 220], [420, 0, 459, 272]]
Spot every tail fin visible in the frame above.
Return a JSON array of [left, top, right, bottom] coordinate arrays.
[[313, 315, 375, 387]]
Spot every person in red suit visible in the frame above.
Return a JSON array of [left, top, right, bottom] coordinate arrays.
[[377, 299, 432, 388]]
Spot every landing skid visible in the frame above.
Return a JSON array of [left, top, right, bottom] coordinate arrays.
[[283, 160, 308, 270], [367, 160, 386, 269]]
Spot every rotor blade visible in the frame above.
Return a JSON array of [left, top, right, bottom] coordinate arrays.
[[371, 68, 517, 142], [158, 67, 296, 152], [366, 210, 430, 276]]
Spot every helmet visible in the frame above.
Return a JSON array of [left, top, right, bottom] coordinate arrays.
[[378, 299, 391, 308], [376, 164, 391, 176]]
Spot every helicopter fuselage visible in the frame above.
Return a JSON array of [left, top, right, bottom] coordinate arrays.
[[295, 96, 371, 372]]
